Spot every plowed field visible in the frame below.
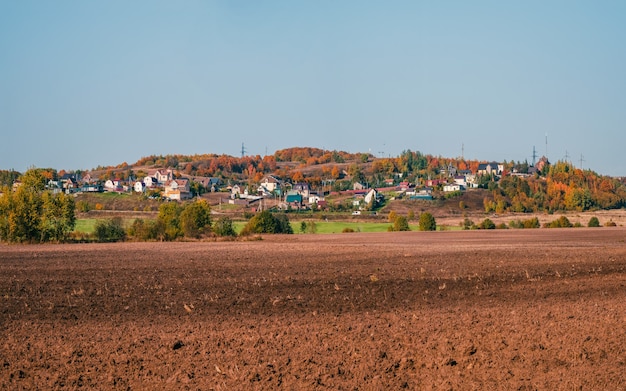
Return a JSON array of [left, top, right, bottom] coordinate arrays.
[[1, 229, 625, 390]]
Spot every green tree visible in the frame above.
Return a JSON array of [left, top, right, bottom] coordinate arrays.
[[180, 200, 212, 238], [40, 191, 76, 242], [157, 202, 183, 240], [418, 212, 437, 231]]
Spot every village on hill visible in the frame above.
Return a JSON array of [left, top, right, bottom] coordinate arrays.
[[1, 147, 625, 216]]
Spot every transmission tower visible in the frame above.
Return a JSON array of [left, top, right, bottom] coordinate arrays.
[[532, 146, 537, 166], [241, 142, 247, 158], [579, 154, 585, 169]]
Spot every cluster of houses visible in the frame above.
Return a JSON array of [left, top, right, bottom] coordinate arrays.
[[34, 157, 550, 208], [45, 169, 222, 201]]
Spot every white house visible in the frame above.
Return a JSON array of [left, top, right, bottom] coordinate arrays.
[[258, 175, 282, 194], [164, 178, 191, 200], [147, 169, 174, 185], [443, 183, 463, 192], [143, 176, 158, 188], [134, 181, 146, 193]]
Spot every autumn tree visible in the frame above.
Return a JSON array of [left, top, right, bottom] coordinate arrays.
[[418, 212, 437, 231], [0, 169, 76, 243]]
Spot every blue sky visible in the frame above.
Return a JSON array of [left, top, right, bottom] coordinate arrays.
[[1, 1, 625, 176]]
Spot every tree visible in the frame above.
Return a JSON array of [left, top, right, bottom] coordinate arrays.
[[390, 215, 410, 231], [40, 191, 76, 242], [157, 202, 183, 240], [0, 169, 74, 243], [180, 200, 211, 238], [387, 210, 398, 223], [418, 212, 437, 231]]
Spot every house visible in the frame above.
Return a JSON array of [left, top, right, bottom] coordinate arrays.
[[164, 178, 191, 200], [231, 184, 242, 196], [443, 183, 464, 192], [292, 183, 310, 198], [134, 181, 146, 193], [533, 156, 550, 173], [477, 162, 504, 177], [143, 176, 159, 188], [104, 179, 124, 192], [147, 169, 174, 185], [453, 175, 467, 187], [259, 175, 283, 194], [425, 179, 446, 187], [353, 182, 367, 191], [364, 188, 384, 206], [81, 183, 103, 193]]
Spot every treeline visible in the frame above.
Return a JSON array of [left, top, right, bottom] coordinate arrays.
[[95, 203, 293, 242], [0, 169, 76, 243], [484, 161, 626, 213]]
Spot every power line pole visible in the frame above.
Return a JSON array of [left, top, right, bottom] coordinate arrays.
[[579, 154, 585, 169]]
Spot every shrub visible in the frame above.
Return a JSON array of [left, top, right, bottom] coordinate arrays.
[[605, 220, 617, 227], [496, 222, 508, 229], [240, 211, 293, 235], [213, 217, 237, 237], [544, 216, 573, 228], [588, 217, 600, 227], [127, 218, 159, 241], [342, 227, 355, 233], [94, 217, 126, 242], [418, 212, 437, 231], [523, 217, 540, 229], [479, 218, 496, 229], [460, 218, 475, 230]]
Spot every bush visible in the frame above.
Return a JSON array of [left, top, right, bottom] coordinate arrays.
[[213, 217, 237, 237], [478, 218, 496, 229], [588, 217, 600, 227], [240, 211, 293, 235], [342, 227, 355, 233], [460, 218, 475, 230], [496, 222, 508, 229], [544, 216, 573, 228], [128, 218, 159, 241], [605, 220, 617, 227], [418, 212, 437, 231], [94, 217, 126, 242], [523, 217, 540, 229]]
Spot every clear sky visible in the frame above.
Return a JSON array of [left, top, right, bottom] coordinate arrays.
[[1, 1, 625, 176]]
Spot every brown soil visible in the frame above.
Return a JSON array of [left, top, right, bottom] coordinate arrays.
[[1, 229, 625, 390]]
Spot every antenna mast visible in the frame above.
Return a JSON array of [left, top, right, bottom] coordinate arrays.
[[241, 142, 247, 158], [532, 146, 537, 166]]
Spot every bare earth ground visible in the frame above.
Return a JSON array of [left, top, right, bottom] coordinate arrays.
[[1, 229, 625, 390]]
